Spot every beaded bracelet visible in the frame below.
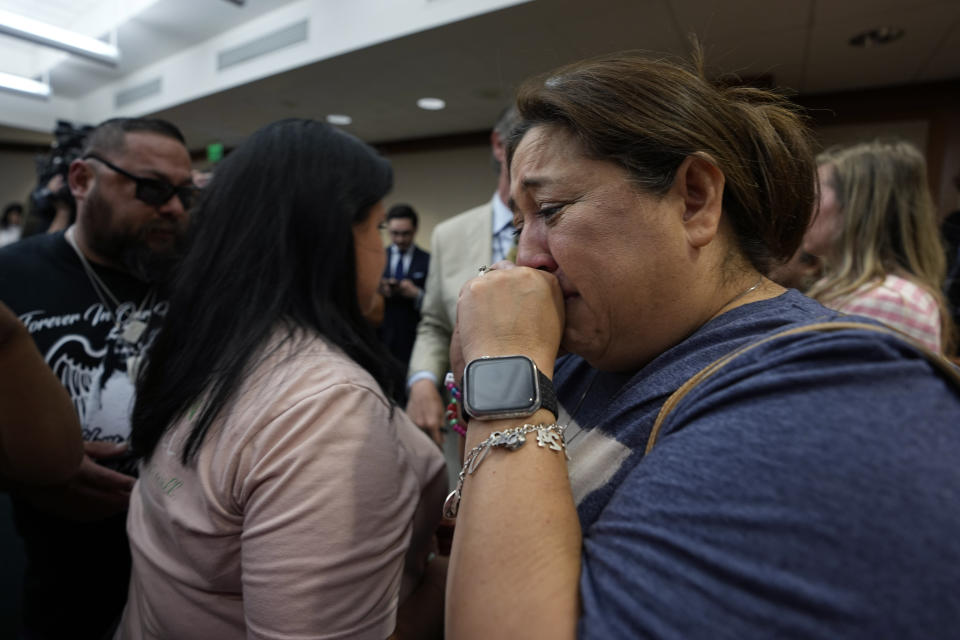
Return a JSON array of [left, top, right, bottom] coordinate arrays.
[[442, 422, 569, 519], [443, 372, 467, 437]]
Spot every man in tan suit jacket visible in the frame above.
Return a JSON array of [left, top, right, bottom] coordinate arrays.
[[406, 108, 520, 454]]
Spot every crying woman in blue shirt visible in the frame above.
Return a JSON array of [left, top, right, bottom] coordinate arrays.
[[444, 51, 960, 640]]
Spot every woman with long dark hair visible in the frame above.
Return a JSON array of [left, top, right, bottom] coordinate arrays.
[[118, 119, 446, 638]]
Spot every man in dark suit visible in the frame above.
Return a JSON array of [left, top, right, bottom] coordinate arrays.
[[378, 204, 429, 371]]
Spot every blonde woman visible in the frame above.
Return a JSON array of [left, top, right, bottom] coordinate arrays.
[[804, 140, 953, 353]]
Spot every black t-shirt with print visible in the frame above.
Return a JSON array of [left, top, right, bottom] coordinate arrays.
[[0, 230, 167, 639]]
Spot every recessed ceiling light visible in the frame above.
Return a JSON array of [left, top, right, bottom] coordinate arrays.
[[326, 114, 352, 125], [417, 97, 446, 111], [849, 27, 904, 47]]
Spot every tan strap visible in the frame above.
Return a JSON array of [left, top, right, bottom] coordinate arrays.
[[645, 321, 960, 454]]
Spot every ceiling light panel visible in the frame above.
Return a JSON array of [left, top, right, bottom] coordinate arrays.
[[0, 8, 119, 66], [0, 0, 156, 77], [0, 0, 105, 74], [0, 69, 50, 99], [0, 0, 98, 26]]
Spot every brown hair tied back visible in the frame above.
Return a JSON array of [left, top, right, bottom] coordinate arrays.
[[508, 50, 818, 273]]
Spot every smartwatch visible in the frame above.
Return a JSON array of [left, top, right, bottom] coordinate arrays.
[[461, 355, 558, 421]]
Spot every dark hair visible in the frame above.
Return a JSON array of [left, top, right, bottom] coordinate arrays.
[[1, 202, 22, 228], [83, 117, 186, 157], [387, 203, 418, 227], [131, 119, 398, 464], [491, 106, 522, 172], [508, 52, 817, 272], [493, 105, 522, 142]]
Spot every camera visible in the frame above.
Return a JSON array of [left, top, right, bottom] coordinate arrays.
[[23, 120, 93, 237]]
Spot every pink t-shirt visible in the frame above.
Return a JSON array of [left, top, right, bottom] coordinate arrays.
[[117, 332, 446, 639], [829, 274, 942, 352]]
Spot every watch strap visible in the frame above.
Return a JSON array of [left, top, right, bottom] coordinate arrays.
[[537, 368, 558, 420]]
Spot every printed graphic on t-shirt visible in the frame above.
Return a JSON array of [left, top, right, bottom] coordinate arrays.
[[19, 300, 167, 443]]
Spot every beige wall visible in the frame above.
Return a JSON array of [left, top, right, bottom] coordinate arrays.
[[381, 143, 497, 252], [5, 116, 950, 244], [0, 141, 497, 248], [0, 150, 39, 212]]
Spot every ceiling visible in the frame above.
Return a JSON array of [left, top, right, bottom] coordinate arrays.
[[45, 0, 305, 98], [1, 0, 958, 150], [0, 0, 303, 97]]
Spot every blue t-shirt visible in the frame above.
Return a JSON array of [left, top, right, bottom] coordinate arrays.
[[554, 290, 960, 638]]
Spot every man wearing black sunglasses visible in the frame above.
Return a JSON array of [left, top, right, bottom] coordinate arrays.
[[0, 117, 194, 640], [82, 152, 197, 211], [76, 139, 195, 283]]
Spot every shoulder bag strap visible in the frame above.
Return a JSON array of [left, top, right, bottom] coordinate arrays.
[[645, 321, 960, 454]]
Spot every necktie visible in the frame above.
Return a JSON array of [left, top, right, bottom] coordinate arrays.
[[393, 250, 405, 280], [493, 224, 516, 263]]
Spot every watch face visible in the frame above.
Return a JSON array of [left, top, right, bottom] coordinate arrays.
[[464, 355, 538, 416]]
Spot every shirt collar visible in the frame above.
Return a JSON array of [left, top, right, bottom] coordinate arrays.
[[491, 192, 513, 235]]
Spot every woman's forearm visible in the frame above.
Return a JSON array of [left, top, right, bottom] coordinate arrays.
[[445, 408, 581, 639], [0, 302, 83, 485], [395, 555, 448, 639]]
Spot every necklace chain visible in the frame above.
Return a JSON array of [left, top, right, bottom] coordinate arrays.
[[65, 226, 155, 341], [66, 227, 121, 310], [719, 277, 764, 313]]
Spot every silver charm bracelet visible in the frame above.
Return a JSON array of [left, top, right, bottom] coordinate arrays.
[[442, 422, 569, 519]]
